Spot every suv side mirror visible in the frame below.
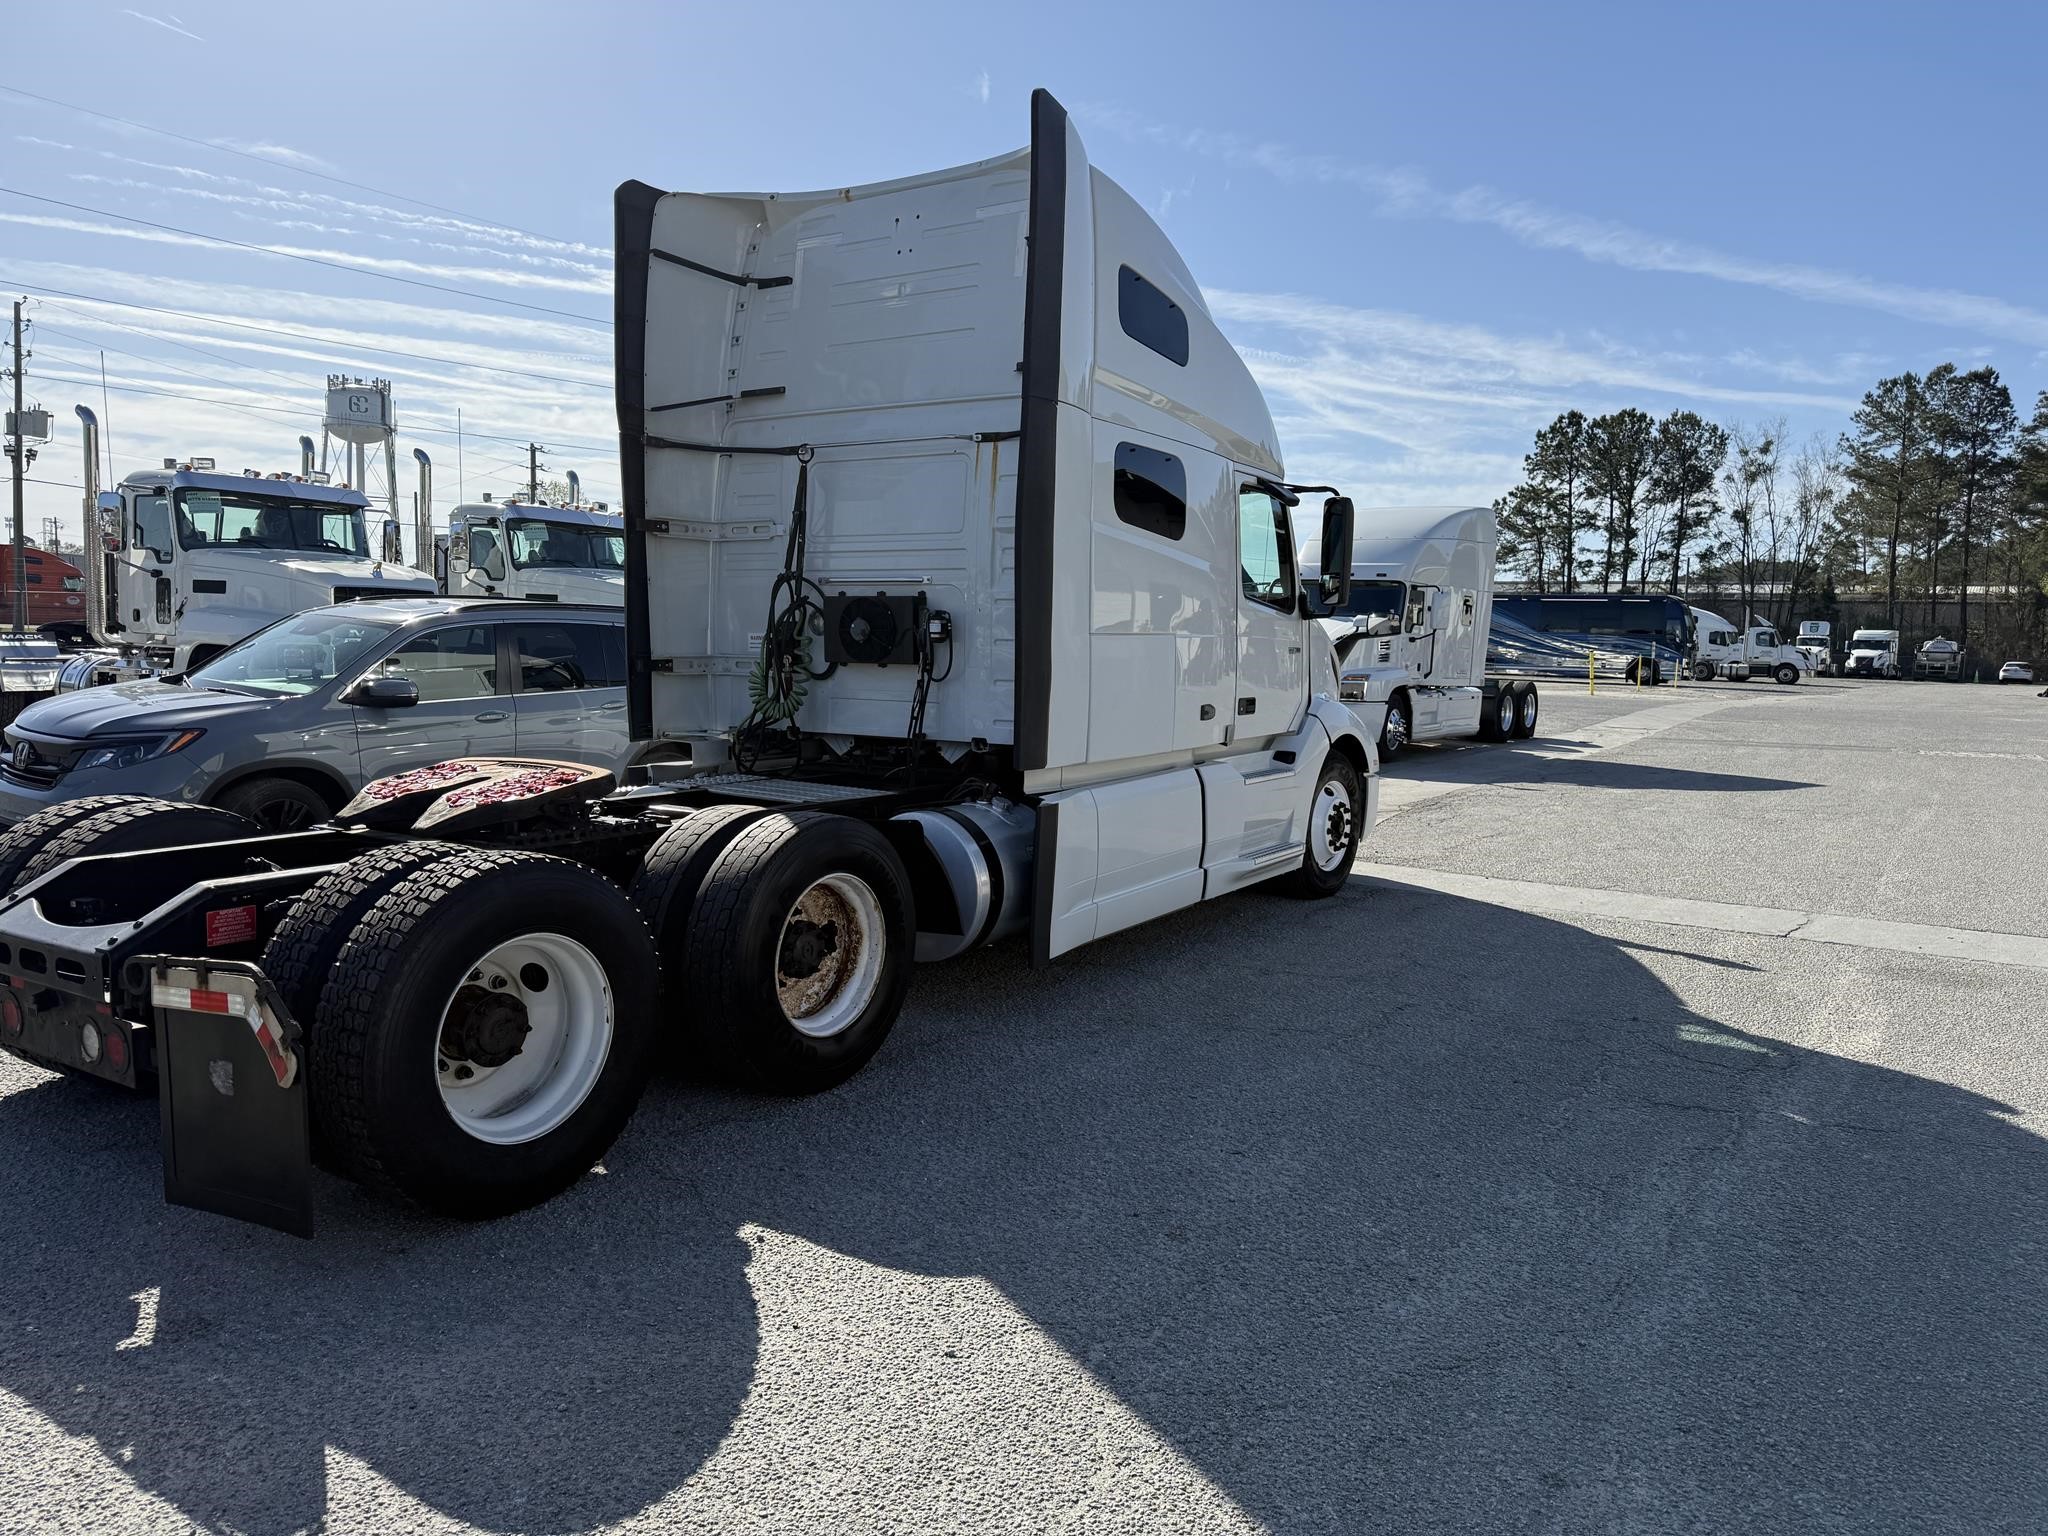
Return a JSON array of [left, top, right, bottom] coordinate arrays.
[[1300, 497, 1355, 618], [346, 674, 419, 709]]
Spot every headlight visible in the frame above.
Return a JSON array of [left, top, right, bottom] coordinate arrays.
[[75, 730, 205, 773], [1339, 682, 1365, 702]]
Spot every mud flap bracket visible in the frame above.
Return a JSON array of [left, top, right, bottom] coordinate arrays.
[[146, 958, 313, 1238]]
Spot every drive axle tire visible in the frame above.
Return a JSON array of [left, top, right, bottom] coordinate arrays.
[[263, 841, 472, 1031], [311, 849, 659, 1218], [627, 804, 765, 1058], [684, 811, 913, 1094], [1479, 687, 1514, 743], [10, 799, 256, 890], [1511, 682, 1540, 740], [0, 795, 177, 893], [1285, 751, 1364, 899]]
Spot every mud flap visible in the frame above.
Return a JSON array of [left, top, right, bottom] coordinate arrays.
[[148, 959, 313, 1238]]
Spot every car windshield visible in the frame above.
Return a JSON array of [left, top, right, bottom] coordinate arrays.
[[186, 612, 398, 697], [1335, 580, 1406, 633], [505, 517, 623, 571], [176, 490, 371, 557]]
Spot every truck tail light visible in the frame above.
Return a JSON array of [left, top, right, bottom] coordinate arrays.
[[102, 1023, 129, 1073]]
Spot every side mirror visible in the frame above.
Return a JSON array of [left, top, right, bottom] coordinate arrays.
[[1300, 497, 1355, 618], [346, 675, 419, 709]]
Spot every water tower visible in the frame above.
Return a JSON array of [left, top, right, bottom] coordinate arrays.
[[321, 375, 398, 534]]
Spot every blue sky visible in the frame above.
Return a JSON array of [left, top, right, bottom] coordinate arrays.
[[5, 0, 2043, 544]]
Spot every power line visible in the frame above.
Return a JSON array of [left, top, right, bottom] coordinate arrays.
[[7, 281, 609, 390], [38, 299, 308, 390], [0, 186, 612, 326], [0, 83, 585, 251], [32, 368, 620, 462]]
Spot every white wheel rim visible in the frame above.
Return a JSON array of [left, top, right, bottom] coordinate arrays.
[[1386, 707, 1408, 749], [1308, 779, 1355, 872], [777, 873, 885, 1039], [435, 932, 613, 1145], [1520, 692, 1536, 727], [1499, 695, 1514, 730]]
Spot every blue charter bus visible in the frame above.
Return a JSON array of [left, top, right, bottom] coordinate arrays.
[[1489, 594, 1693, 684]]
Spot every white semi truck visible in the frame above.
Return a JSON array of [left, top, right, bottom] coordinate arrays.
[[1688, 608, 1810, 683], [442, 499, 626, 605], [0, 90, 1375, 1235], [1843, 628, 1903, 678], [59, 409, 438, 689], [1308, 504, 1540, 756]]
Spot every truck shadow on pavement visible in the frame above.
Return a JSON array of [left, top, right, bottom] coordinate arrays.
[[0, 879, 2042, 1533], [1389, 745, 1818, 797]]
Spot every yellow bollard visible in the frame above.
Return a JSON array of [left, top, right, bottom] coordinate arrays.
[[1635, 655, 1642, 690], [1588, 648, 1596, 694]]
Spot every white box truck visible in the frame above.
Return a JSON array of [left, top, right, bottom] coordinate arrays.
[[1308, 504, 1540, 756], [0, 90, 1376, 1235]]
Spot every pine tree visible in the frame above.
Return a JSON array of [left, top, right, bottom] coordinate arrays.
[[1923, 365, 2017, 649], [1585, 409, 1655, 592], [1525, 411, 1592, 592], [1649, 411, 1729, 595], [1840, 373, 1927, 628]]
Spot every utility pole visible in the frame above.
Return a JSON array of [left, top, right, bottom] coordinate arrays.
[[527, 441, 546, 504], [7, 300, 31, 634]]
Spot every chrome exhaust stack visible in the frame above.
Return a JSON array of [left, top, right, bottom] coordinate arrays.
[[299, 435, 316, 478], [75, 405, 119, 649], [412, 448, 435, 576]]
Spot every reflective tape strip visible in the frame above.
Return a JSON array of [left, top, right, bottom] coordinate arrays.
[[151, 981, 254, 1021], [149, 980, 296, 1088]]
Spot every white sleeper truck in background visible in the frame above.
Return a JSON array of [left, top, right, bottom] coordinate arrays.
[[0, 89, 1377, 1235], [1305, 504, 1541, 756]]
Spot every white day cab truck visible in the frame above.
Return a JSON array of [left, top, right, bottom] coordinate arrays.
[[0, 91, 1375, 1235], [441, 494, 626, 606], [1688, 609, 1811, 684], [1842, 628, 1903, 678], [58, 411, 438, 691], [1307, 504, 1540, 757]]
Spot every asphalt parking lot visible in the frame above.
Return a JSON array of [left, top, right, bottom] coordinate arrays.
[[2, 674, 2044, 1535]]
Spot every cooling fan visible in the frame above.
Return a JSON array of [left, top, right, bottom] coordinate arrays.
[[824, 592, 925, 667]]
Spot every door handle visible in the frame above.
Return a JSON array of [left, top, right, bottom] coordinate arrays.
[[474, 710, 509, 722], [1237, 697, 1256, 716]]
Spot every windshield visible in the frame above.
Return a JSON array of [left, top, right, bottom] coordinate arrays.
[[176, 489, 371, 558], [1850, 635, 1892, 651], [1335, 580, 1406, 633], [186, 611, 398, 697], [505, 517, 624, 571]]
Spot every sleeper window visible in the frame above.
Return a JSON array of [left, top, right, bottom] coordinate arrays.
[[1112, 443, 1187, 541], [1117, 265, 1189, 366]]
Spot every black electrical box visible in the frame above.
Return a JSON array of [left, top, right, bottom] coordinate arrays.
[[823, 592, 926, 667]]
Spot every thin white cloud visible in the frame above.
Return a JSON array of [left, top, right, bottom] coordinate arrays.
[[975, 71, 991, 105], [120, 9, 203, 41], [1084, 104, 2048, 350], [210, 138, 335, 172]]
